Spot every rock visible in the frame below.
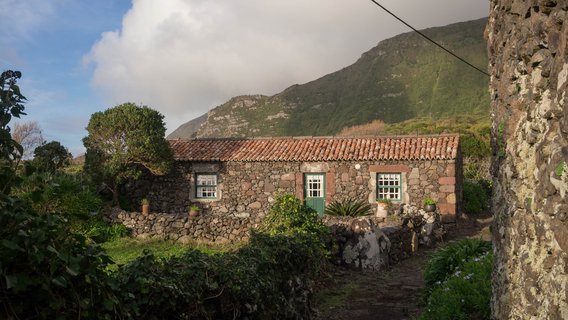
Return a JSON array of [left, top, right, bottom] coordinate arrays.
[[248, 202, 262, 209]]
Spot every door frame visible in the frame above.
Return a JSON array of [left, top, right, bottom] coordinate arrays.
[[303, 172, 326, 216]]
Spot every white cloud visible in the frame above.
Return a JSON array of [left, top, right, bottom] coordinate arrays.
[[85, 0, 488, 133], [0, 0, 59, 42]]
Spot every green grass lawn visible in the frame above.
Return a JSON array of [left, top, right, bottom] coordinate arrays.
[[101, 237, 239, 268]]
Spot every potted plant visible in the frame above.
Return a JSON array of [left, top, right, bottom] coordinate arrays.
[[423, 197, 437, 212], [376, 198, 391, 218], [141, 198, 150, 215], [189, 204, 200, 217]]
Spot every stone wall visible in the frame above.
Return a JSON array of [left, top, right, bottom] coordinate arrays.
[[108, 208, 256, 244], [487, 1, 568, 318], [130, 158, 461, 222]]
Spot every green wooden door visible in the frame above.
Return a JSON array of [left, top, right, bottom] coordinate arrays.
[[304, 173, 325, 216]]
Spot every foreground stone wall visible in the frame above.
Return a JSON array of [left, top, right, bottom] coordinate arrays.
[[487, 1, 568, 318], [108, 209, 256, 244], [130, 158, 460, 222]]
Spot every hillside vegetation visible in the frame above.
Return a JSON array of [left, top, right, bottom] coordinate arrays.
[[169, 18, 489, 139]]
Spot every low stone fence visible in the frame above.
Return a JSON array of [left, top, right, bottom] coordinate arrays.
[[107, 209, 258, 244], [108, 207, 436, 269], [323, 216, 413, 270]]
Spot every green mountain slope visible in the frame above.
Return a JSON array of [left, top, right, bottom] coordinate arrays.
[[169, 18, 489, 139]]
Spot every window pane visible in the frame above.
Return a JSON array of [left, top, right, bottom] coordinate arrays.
[[377, 173, 401, 200], [196, 174, 217, 198]]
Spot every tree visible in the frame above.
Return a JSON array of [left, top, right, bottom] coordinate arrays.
[[1, 70, 26, 193], [33, 141, 71, 173], [83, 102, 174, 205], [12, 121, 44, 159]]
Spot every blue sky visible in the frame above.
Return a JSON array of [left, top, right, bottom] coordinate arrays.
[[1, 0, 131, 156], [1, 0, 487, 157]]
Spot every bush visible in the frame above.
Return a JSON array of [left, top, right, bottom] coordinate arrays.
[[77, 215, 129, 243], [259, 193, 329, 239], [15, 173, 103, 217], [325, 199, 373, 217], [423, 239, 491, 291], [420, 251, 492, 320], [116, 231, 327, 319], [463, 179, 488, 214], [0, 198, 121, 319]]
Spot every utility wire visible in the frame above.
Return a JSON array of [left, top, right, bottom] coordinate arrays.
[[369, 0, 490, 77]]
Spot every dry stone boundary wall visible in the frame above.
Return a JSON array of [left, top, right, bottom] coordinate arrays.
[[487, 1, 568, 318]]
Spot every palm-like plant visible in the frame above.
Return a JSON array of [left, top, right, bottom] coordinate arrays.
[[325, 199, 373, 217]]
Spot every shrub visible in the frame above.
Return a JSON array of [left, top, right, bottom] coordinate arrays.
[[0, 198, 121, 319], [116, 231, 327, 319], [77, 215, 129, 243], [115, 193, 329, 319], [423, 239, 491, 291], [259, 193, 329, 239], [420, 251, 492, 320], [463, 179, 488, 214], [15, 173, 103, 217], [325, 199, 373, 217]]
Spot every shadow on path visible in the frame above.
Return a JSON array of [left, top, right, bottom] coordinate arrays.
[[314, 212, 492, 320]]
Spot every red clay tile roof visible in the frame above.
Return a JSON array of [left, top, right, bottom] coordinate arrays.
[[169, 135, 460, 162]]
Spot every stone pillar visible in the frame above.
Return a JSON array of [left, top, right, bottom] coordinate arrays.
[[487, 1, 568, 318]]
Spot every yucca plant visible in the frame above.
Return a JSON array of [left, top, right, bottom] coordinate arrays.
[[325, 199, 373, 217]]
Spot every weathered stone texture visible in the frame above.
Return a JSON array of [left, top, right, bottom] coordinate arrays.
[[108, 208, 254, 244], [131, 159, 460, 221], [487, 1, 568, 318]]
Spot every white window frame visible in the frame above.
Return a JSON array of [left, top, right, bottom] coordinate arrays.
[[305, 174, 325, 198], [195, 173, 217, 199], [377, 173, 402, 201]]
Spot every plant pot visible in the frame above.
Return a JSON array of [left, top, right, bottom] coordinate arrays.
[[142, 204, 149, 215], [424, 204, 436, 212], [189, 210, 200, 217]]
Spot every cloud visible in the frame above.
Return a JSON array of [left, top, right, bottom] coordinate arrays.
[[0, 0, 59, 42], [85, 0, 488, 132]]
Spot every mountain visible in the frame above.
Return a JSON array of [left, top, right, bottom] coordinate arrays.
[[168, 18, 489, 139]]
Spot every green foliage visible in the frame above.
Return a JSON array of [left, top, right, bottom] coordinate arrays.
[[102, 238, 222, 267], [0, 197, 121, 319], [77, 215, 129, 244], [423, 197, 437, 205], [259, 193, 329, 239], [420, 250, 492, 320], [1, 70, 26, 193], [380, 115, 491, 159], [463, 179, 488, 214], [115, 231, 326, 319], [555, 162, 565, 177], [83, 102, 174, 205], [33, 140, 71, 173], [1, 70, 121, 319], [423, 239, 491, 290], [325, 198, 372, 217], [16, 173, 102, 217]]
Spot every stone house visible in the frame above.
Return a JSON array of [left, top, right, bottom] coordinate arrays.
[[135, 134, 462, 223]]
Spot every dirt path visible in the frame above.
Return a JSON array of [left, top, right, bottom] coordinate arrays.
[[313, 214, 492, 320]]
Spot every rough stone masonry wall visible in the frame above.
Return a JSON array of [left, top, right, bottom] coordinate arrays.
[[130, 159, 459, 221], [487, 1, 568, 318], [107, 208, 253, 244]]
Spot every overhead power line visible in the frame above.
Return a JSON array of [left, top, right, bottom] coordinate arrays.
[[369, 0, 490, 77]]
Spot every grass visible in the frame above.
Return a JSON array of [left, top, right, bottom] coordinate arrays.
[[101, 237, 240, 268], [314, 282, 359, 312]]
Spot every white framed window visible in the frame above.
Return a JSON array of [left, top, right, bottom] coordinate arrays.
[[377, 173, 402, 201], [196, 174, 217, 199], [306, 174, 324, 198]]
